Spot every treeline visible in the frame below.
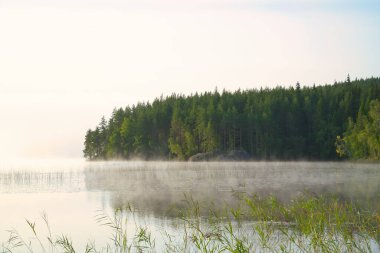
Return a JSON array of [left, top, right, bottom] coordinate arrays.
[[83, 77, 380, 160], [336, 99, 380, 160]]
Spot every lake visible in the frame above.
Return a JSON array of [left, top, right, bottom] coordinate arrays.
[[0, 160, 379, 252]]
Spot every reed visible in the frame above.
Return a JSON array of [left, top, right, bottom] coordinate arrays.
[[1, 194, 379, 253]]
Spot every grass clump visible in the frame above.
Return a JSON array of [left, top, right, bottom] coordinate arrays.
[[167, 193, 380, 252], [239, 194, 379, 252], [1, 194, 379, 253], [1, 208, 155, 253]]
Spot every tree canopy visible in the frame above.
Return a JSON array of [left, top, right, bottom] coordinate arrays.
[[84, 77, 380, 161], [336, 99, 380, 160]]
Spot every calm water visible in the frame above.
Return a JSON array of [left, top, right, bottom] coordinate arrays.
[[0, 160, 379, 251]]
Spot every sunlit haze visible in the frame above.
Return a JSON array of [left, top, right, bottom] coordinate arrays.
[[0, 0, 379, 158]]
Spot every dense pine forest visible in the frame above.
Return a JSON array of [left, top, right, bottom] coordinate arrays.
[[83, 77, 380, 161]]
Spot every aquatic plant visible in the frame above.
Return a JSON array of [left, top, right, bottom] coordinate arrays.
[[1, 194, 379, 253]]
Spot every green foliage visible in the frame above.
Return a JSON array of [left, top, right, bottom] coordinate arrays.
[[338, 99, 380, 160], [84, 77, 380, 160], [4, 195, 379, 252]]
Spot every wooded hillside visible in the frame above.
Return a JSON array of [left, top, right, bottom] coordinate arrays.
[[83, 77, 380, 160]]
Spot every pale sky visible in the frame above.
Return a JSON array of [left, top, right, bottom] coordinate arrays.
[[0, 0, 379, 159]]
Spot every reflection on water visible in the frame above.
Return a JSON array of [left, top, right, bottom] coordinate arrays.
[[0, 161, 379, 214], [84, 161, 380, 215], [0, 160, 379, 251]]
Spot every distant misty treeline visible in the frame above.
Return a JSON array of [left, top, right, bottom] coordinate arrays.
[[83, 77, 380, 161]]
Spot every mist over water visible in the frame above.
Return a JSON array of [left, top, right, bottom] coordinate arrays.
[[0, 160, 379, 250], [84, 161, 380, 213], [1, 161, 380, 211]]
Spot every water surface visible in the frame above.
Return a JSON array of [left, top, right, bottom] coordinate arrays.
[[0, 160, 379, 251]]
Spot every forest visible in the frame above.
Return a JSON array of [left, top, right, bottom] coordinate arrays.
[[83, 76, 380, 161]]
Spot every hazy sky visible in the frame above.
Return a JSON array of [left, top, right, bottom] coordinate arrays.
[[0, 0, 379, 159]]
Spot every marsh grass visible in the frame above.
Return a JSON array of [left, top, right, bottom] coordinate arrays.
[[1, 194, 379, 253]]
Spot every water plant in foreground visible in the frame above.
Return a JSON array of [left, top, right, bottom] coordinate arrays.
[[1, 194, 379, 253]]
